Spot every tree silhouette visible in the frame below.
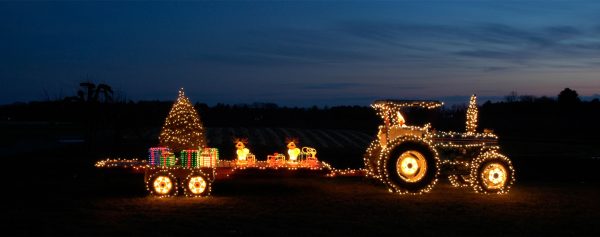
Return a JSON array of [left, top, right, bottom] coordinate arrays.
[[79, 82, 96, 102], [558, 88, 580, 104], [159, 88, 207, 152], [64, 82, 114, 103], [94, 83, 114, 103]]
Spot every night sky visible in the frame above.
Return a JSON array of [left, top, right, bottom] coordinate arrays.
[[2, 1, 600, 106]]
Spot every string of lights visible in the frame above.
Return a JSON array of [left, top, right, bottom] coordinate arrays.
[[159, 88, 206, 152], [466, 94, 478, 134], [97, 91, 514, 197], [363, 98, 515, 195]]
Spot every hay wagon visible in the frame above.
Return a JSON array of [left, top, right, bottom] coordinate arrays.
[[96, 146, 329, 198]]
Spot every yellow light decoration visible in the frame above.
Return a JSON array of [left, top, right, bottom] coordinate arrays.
[[372, 100, 442, 128], [287, 141, 300, 163], [397, 111, 406, 127], [96, 89, 219, 198], [267, 153, 287, 167], [234, 139, 257, 167], [199, 148, 219, 168], [95, 158, 146, 168], [466, 94, 478, 134], [187, 176, 207, 194], [146, 171, 179, 198], [482, 163, 507, 188], [235, 139, 251, 161], [159, 88, 207, 152], [377, 135, 441, 195], [363, 140, 383, 179], [470, 151, 515, 194], [153, 176, 174, 195], [396, 150, 428, 182], [448, 175, 472, 188], [364, 97, 515, 195]]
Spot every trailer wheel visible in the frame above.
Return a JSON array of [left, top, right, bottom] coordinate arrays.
[[471, 152, 515, 194], [183, 172, 212, 197], [146, 171, 178, 197], [379, 138, 439, 194], [363, 140, 382, 178]]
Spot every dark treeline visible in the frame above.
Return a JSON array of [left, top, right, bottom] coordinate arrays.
[[0, 101, 380, 131], [2, 88, 599, 161], [2, 88, 599, 136]]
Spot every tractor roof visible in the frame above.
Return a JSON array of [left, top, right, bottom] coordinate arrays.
[[372, 100, 443, 111]]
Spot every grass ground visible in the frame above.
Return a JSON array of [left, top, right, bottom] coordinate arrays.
[[6, 166, 600, 236], [3, 132, 599, 236]]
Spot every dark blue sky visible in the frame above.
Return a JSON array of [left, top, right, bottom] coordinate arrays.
[[2, 1, 600, 106]]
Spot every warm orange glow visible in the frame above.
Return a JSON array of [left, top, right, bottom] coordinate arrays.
[[287, 142, 300, 162], [159, 88, 206, 152], [236, 141, 250, 161], [397, 111, 406, 126], [466, 94, 478, 134], [153, 176, 173, 195], [395, 150, 428, 183], [481, 163, 507, 190], [188, 176, 207, 194]]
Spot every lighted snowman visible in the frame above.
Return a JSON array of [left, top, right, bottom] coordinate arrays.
[[287, 141, 301, 163]]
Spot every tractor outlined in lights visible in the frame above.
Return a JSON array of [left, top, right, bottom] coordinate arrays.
[[363, 98, 515, 194]]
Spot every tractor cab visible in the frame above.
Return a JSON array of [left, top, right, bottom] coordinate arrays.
[[372, 100, 443, 148]]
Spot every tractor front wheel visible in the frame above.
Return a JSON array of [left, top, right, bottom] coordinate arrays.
[[471, 152, 515, 194]]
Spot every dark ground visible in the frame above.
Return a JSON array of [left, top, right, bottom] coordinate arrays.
[[3, 94, 600, 236], [4, 147, 600, 236]]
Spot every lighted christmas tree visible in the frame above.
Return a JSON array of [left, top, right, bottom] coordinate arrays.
[[466, 94, 478, 134], [159, 88, 207, 152]]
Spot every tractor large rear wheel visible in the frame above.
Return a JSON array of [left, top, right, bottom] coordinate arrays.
[[379, 139, 439, 194]]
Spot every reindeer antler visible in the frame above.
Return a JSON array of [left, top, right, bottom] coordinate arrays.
[[285, 137, 298, 144], [233, 137, 249, 144]]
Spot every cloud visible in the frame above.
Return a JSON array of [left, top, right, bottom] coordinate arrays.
[[337, 21, 464, 48], [195, 27, 381, 66], [335, 20, 600, 69], [455, 50, 521, 59], [302, 82, 362, 90], [483, 66, 511, 72], [195, 19, 600, 74], [545, 26, 582, 37], [298, 82, 428, 91], [474, 23, 555, 47]]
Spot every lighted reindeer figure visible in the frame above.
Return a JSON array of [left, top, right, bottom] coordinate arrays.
[[235, 138, 255, 166], [286, 138, 301, 164]]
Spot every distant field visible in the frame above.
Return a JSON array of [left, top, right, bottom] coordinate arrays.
[[4, 122, 599, 170], [206, 127, 373, 149]]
